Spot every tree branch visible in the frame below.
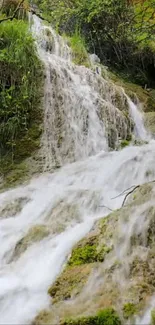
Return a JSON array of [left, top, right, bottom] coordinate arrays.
[[0, 0, 25, 24]]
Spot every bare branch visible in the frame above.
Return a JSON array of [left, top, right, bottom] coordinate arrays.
[[99, 204, 113, 212], [111, 185, 136, 200], [122, 185, 140, 207], [122, 179, 155, 207], [0, 0, 25, 24]]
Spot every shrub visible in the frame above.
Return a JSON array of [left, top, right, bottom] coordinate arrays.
[[0, 19, 43, 168]]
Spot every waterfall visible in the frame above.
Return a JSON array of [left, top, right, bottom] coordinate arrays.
[[127, 95, 149, 140], [0, 15, 154, 325], [31, 15, 149, 170]]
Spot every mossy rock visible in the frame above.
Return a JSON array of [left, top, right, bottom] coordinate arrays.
[[132, 139, 148, 146], [108, 71, 147, 104], [151, 309, 155, 325], [32, 310, 53, 325], [123, 303, 137, 319], [128, 183, 153, 206], [48, 264, 92, 303], [2, 162, 29, 188], [67, 232, 112, 266], [0, 197, 29, 219], [120, 139, 130, 149], [61, 308, 121, 325], [33, 308, 121, 325], [33, 183, 155, 324], [145, 112, 155, 135], [12, 225, 50, 260]]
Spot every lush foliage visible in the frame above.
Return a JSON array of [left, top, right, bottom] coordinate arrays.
[[35, 0, 155, 86], [67, 32, 89, 66], [0, 18, 43, 177]]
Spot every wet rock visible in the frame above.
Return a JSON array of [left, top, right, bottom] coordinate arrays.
[[11, 225, 50, 260], [145, 112, 155, 135], [32, 182, 155, 324], [0, 197, 29, 219]]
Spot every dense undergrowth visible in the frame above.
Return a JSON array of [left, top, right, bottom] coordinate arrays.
[[0, 1, 43, 186], [34, 0, 155, 87]]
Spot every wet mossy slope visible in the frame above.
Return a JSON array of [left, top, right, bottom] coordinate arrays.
[[33, 182, 155, 325]]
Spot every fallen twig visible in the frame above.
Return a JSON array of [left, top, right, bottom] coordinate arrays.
[[111, 185, 136, 200], [99, 204, 113, 212], [122, 185, 140, 206]]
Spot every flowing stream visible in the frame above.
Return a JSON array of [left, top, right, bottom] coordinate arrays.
[[0, 15, 155, 324]]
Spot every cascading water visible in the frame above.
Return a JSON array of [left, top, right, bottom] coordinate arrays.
[[0, 15, 155, 325], [31, 15, 139, 170]]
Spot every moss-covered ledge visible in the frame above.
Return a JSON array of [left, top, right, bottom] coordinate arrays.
[[32, 182, 155, 325]]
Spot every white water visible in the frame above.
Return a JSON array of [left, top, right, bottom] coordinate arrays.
[[127, 96, 150, 140], [0, 15, 154, 324]]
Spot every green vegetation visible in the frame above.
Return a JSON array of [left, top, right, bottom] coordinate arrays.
[[68, 244, 97, 265], [151, 309, 155, 325], [67, 32, 90, 67], [34, 0, 155, 87], [123, 303, 137, 319], [61, 308, 121, 325], [48, 264, 92, 302], [0, 5, 43, 185], [120, 140, 130, 149], [68, 242, 112, 266]]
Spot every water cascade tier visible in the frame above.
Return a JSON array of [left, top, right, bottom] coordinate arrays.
[[32, 15, 149, 171]]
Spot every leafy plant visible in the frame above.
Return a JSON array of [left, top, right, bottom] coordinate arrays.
[[0, 19, 43, 167]]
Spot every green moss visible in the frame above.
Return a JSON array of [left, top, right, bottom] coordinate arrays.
[[48, 264, 92, 303], [97, 309, 121, 325], [68, 244, 97, 266], [68, 242, 112, 266], [61, 316, 97, 325], [2, 161, 29, 188], [61, 308, 121, 325], [151, 309, 155, 325], [123, 303, 137, 319], [97, 245, 112, 262], [120, 140, 130, 148]]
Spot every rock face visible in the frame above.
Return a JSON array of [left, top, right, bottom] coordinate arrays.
[[32, 182, 155, 324], [11, 225, 50, 261], [145, 112, 155, 136], [0, 197, 30, 219]]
